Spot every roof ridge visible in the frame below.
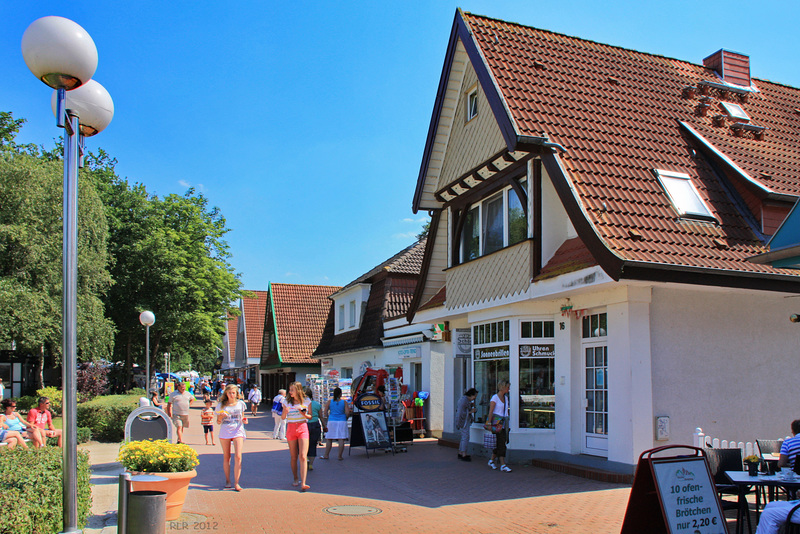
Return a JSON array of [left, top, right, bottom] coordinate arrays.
[[462, 11, 727, 79]]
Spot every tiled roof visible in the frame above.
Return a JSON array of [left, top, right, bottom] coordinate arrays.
[[418, 285, 446, 311], [225, 314, 238, 364], [535, 238, 598, 281], [458, 12, 800, 281], [316, 241, 426, 357], [270, 283, 341, 364], [333, 239, 427, 296], [241, 290, 268, 359]]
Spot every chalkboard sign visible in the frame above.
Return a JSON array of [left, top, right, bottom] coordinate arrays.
[[621, 445, 726, 534]]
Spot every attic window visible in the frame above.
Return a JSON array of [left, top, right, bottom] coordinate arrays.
[[654, 169, 716, 221], [720, 101, 750, 121], [466, 87, 478, 122]]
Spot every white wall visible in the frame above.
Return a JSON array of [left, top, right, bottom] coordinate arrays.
[[649, 285, 800, 447]]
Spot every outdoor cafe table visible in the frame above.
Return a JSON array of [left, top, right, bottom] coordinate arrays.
[[725, 471, 800, 522]]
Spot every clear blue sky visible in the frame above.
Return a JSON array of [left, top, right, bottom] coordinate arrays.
[[4, 1, 799, 291]]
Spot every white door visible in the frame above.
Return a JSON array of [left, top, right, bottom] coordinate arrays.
[[582, 343, 608, 456]]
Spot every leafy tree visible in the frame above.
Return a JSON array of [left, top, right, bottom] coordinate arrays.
[[0, 116, 114, 385]]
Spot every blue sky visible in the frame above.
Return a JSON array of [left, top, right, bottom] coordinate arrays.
[[4, 1, 799, 291]]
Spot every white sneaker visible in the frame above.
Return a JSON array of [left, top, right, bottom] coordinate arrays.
[[488, 460, 497, 470], [500, 464, 512, 472]]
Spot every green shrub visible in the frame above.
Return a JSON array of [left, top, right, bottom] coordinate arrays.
[[77, 426, 92, 444], [127, 388, 146, 397], [14, 395, 38, 413], [0, 447, 91, 534], [76, 394, 140, 442]]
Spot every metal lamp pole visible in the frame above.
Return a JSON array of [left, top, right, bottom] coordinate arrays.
[[22, 16, 114, 534], [139, 311, 155, 394]]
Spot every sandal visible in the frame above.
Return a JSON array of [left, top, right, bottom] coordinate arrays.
[[292, 480, 300, 487], [234, 485, 243, 492], [319, 456, 328, 460], [224, 482, 231, 489], [301, 485, 310, 492]]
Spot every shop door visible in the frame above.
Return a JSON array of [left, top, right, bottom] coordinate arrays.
[[582, 343, 608, 456]]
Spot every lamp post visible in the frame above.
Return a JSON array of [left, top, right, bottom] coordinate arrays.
[[22, 16, 113, 534], [139, 311, 155, 394]]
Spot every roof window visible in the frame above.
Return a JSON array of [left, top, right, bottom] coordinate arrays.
[[654, 169, 715, 221], [466, 86, 478, 122], [720, 101, 750, 121]]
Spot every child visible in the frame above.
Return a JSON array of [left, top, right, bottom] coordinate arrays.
[[201, 399, 216, 445]]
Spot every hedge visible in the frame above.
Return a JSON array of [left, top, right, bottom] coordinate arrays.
[[76, 394, 141, 442], [0, 447, 91, 534]]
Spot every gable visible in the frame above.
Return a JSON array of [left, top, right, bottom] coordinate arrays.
[[437, 58, 506, 193]]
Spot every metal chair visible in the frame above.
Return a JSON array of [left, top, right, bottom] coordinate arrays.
[[757, 439, 785, 501], [705, 447, 752, 534]]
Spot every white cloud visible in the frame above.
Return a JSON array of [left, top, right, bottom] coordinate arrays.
[[401, 217, 428, 224], [284, 271, 299, 277], [393, 231, 418, 239], [178, 180, 191, 188]]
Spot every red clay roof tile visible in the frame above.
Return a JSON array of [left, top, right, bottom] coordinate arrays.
[[270, 284, 341, 365]]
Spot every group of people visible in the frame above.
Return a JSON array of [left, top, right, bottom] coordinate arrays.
[[454, 380, 512, 472], [0, 396, 63, 449]]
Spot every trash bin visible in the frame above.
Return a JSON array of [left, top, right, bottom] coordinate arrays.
[[126, 490, 166, 534]]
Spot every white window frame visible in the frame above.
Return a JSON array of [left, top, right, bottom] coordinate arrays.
[[349, 300, 356, 328], [720, 101, 750, 121], [458, 179, 528, 264], [466, 86, 478, 122], [338, 304, 345, 331], [654, 169, 716, 221]]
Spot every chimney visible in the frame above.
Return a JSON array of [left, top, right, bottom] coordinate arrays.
[[703, 49, 751, 87]]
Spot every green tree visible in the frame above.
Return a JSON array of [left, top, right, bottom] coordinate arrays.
[[0, 120, 114, 385]]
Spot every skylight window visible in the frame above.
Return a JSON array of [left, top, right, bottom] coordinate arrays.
[[719, 101, 750, 121], [654, 169, 715, 221]]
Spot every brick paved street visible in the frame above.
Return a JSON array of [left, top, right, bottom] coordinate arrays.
[[81, 404, 661, 533]]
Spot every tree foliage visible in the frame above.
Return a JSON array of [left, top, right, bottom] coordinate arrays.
[[0, 112, 241, 382]]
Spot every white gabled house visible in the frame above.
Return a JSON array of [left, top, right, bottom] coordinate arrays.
[[406, 10, 800, 473]]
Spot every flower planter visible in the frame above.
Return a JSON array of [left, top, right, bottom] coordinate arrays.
[[130, 469, 197, 521]]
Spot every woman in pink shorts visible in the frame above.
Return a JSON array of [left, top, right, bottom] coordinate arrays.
[[281, 382, 312, 491]]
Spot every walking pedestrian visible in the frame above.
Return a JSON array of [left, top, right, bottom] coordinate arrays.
[[272, 389, 286, 439], [248, 385, 262, 417], [166, 381, 195, 444], [282, 382, 312, 491], [320, 387, 350, 461], [201, 399, 216, 446], [455, 388, 478, 461], [487, 380, 511, 472], [304, 387, 323, 471], [216, 384, 248, 491]]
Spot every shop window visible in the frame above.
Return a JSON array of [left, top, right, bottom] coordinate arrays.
[[582, 313, 608, 338], [519, 320, 555, 429], [340, 367, 352, 379], [473, 319, 511, 423]]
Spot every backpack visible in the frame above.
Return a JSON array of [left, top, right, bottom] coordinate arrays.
[[272, 398, 283, 414]]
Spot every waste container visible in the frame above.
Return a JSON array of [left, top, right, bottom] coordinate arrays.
[[126, 490, 166, 534]]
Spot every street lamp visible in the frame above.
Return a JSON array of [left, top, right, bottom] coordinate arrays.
[[22, 16, 113, 534], [139, 311, 155, 394]]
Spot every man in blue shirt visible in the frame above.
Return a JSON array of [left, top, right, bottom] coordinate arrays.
[[779, 420, 800, 469]]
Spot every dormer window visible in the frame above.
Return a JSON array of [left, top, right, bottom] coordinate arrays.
[[720, 101, 750, 122], [333, 283, 371, 335], [654, 169, 715, 221], [466, 86, 478, 121]]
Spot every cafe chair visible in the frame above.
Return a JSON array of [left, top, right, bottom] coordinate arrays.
[[757, 439, 786, 501], [705, 447, 753, 534]]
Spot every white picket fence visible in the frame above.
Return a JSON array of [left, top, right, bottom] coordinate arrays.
[[693, 427, 789, 456]]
